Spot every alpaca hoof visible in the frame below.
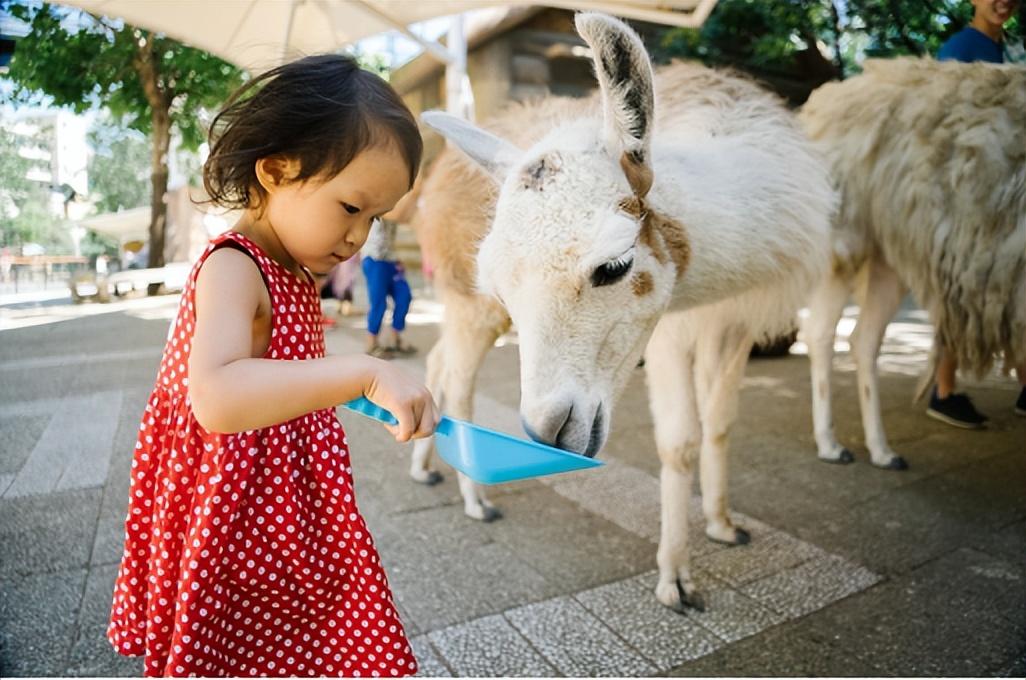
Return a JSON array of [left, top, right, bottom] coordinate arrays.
[[656, 578, 704, 613], [674, 580, 705, 613], [414, 470, 444, 486], [465, 504, 503, 522], [875, 456, 908, 471], [708, 526, 750, 546], [819, 448, 855, 465]]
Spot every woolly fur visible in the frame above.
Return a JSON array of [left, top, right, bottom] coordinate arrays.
[[801, 58, 1026, 377]]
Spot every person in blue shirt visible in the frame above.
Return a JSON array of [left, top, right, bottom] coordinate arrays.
[[938, 0, 1017, 63], [927, 0, 1026, 429]]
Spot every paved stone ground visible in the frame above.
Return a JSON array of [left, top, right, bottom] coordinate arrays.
[[1, 286, 1023, 677]]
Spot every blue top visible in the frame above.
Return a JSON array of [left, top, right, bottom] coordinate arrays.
[[938, 27, 1005, 63]]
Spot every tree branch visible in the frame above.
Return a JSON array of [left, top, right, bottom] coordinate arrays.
[[132, 30, 171, 113], [829, 0, 845, 79], [887, 0, 923, 54], [920, 0, 965, 29]]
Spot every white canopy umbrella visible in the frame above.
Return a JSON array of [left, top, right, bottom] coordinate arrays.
[[80, 206, 151, 246], [58, 1, 718, 72]]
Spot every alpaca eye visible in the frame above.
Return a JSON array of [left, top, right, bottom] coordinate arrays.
[[591, 256, 633, 287]]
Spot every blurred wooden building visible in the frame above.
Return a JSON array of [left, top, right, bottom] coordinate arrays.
[[392, 6, 664, 164]]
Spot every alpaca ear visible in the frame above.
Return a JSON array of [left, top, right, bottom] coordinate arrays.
[[421, 111, 521, 182], [575, 12, 654, 197]]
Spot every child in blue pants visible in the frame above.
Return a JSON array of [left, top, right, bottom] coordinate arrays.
[[362, 219, 416, 358]]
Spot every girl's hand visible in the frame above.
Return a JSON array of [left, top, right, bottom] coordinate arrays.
[[363, 359, 440, 442]]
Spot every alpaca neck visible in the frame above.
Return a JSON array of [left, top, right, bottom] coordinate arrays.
[[644, 201, 801, 312]]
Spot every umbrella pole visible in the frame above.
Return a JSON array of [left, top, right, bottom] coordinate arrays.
[[281, 0, 297, 64], [445, 13, 475, 121]]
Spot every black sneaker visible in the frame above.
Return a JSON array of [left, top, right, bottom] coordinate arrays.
[[927, 389, 987, 429], [1016, 387, 1026, 417]]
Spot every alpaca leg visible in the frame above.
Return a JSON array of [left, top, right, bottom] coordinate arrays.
[[694, 322, 753, 545], [852, 259, 908, 470], [645, 320, 704, 612], [439, 294, 510, 521], [807, 272, 855, 463], [410, 341, 445, 485]]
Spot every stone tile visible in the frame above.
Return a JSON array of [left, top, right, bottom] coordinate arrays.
[[744, 453, 930, 509], [77, 564, 118, 627], [506, 596, 657, 677], [369, 501, 496, 555], [0, 487, 100, 578], [385, 537, 556, 632], [547, 460, 661, 543], [0, 368, 74, 406], [726, 465, 849, 541], [107, 388, 152, 481], [545, 459, 771, 562], [0, 308, 172, 366], [64, 621, 142, 677], [574, 574, 722, 668], [790, 548, 1024, 676], [740, 553, 880, 618], [410, 635, 451, 677], [91, 512, 126, 567], [942, 451, 1026, 526], [394, 599, 421, 638], [429, 614, 555, 677], [0, 569, 87, 676], [481, 487, 659, 592], [601, 422, 660, 478], [667, 617, 880, 677], [971, 518, 1026, 566], [634, 571, 786, 644], [694, 530, 826, 587], [995, 648, 1026, 677], [0, 413, 49, 475], [56, 391, 124, 492], [0, 474, 12, 496], [785, 467, 1014, 577], [4, 390, 122, 498]]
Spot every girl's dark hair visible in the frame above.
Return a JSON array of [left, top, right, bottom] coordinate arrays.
[[204, 54, 422, 209]]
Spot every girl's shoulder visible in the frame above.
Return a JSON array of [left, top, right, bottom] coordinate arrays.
[[191, 235, 273, 327]]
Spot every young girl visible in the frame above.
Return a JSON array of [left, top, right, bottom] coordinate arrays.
[[107, 54, 437, 677]]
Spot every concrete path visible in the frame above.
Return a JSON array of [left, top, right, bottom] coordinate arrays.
[[1, 289, 1023, 677]]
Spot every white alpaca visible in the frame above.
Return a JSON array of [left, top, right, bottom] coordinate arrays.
[[418, 13, 834, 610], [800, 58, 1026, 469]]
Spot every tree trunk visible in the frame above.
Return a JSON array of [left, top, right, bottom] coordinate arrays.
[[829, 0, 846, 79], [148, 108, 170, 272], [132, 31, 173, 284]]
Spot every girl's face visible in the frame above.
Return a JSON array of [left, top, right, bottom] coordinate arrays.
[[259, 143, 412, 275]]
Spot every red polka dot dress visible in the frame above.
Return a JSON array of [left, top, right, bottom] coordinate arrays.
[[108, 232, 417, 677]]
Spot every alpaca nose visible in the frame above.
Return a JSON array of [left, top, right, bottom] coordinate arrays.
[[520, 407, 571, 448], [521, 402, 604, 458]]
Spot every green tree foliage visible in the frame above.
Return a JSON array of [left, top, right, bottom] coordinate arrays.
[[87, 116, 149, 213], [5, 196, 70, 251], [0, 125, 36, 218], [0, 123, 67, 250], [5, 1, 243, 268], [348, 46, 392, 79], [654, 0, 1022, 103]]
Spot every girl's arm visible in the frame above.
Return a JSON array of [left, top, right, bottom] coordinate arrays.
[[188, 247, 437, 441]]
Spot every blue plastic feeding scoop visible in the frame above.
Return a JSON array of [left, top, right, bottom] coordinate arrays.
[[343, 396, 603, 485]]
